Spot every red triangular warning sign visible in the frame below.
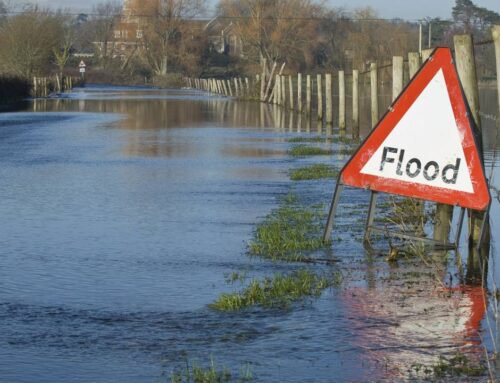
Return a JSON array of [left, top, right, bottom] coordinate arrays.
[[341, 48, 490, 211]]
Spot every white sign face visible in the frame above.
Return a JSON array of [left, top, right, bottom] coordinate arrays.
[[80, 68, 86, 73], [79, 60, 86, 68], [360, 69, 474, 193]]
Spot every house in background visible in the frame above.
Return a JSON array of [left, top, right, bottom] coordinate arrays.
[[94, 0, 244, 64]]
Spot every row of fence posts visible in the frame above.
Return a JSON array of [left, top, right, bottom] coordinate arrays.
[[32, 75, 77, 98], [185, 27, 500, 265], [184, 52, 435, 139], [184, 77, 253, 99], [185, 27, 500, 144]]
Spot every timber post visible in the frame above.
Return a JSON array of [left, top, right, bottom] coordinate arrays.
[[352, 70, 359, 138], [492, 25, 500, 114], [370, 63, 378, 128], [317, 74, 323, 120], [339, 71, 346, 130], [392, 56, 404, 101], [297, 73, 303, 113], [325, 73, 333, 125], [453, 34, 487, 251], [306, 75, 311, 115]]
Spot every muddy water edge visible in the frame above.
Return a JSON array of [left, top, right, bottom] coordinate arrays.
[[0, 85, 498, 382]]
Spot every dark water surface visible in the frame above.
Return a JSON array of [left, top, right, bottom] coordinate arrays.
[[0, 86, 499, 382]]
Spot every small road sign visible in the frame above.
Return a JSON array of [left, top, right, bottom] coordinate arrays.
[[341, 47, 489, 211], [79, 60, 86, 74]]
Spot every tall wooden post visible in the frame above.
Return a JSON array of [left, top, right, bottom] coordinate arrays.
[[273, 76, 278, 105], [239, 78, 244, 96], [408, 52, 421, 80], [392, 56, 404, 101], [492, 25, 500, 114], [281, 75, 286, 107], [260, 58, 267, 101], [317, 74, 323, 120], [288, 75, 294, 110], [339, 71, 346, 130], [453, 34, 486, 249], [325, 74, 333, 125], [352, 70, 359, 138], [306, 75, 311, 115], [297, 73, 303, 113], [421, 48, 433, 63], [222, 80, 228, 96], [370, 63, 378, 128], [234, 78, 240, 97]]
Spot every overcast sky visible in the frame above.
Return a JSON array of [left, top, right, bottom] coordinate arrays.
[[25, 0, 500, 20]]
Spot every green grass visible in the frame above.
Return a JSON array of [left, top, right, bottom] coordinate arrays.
[[287, 136, 329, 143], [289, 145, 333, 156], [289, 164, 339, 181], [249, 194, 330, 262], [210, 269, 341, 311], [170, 359, 253, 383], [409, 354, 485, 379]]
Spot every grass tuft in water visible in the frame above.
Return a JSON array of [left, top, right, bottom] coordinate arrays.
[[409, 354, 485, 379], [289, 145, 333, 156], [287, 136, 329, 143], [210, 269, 341, 311], [249, 194, 330, 262], [289, 164, 339, 181], [170, 359, 253, 383]]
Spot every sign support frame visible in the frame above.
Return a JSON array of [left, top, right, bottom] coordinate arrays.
[[323, 176, 490, 251]]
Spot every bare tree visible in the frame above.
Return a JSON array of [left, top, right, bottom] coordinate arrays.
[[89, 1, 122, 69], [53, 20, 74, 82], [0, 8, 62, 78], [217, 0, 325, 71], [142, 0, 206, 77]]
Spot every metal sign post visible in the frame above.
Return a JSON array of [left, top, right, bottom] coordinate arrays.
[[79, 60, 86, 81]]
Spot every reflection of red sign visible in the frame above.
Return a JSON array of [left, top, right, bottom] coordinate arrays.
[[341, 48, 490, 211]]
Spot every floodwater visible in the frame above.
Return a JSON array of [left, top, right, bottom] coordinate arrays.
[[0, 85, 498, 382]]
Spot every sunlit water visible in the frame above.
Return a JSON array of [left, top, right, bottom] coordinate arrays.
[[0, 85, 498, 382]]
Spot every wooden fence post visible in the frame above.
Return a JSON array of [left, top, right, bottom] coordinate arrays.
[[222, 80, 228, 96], [234, 78, 239, 97], [288, 75, 294, 110], [325, 73, 333, 125], [273, 74, 280, 105], [492, 25, 500, 114], [453, 34, 486, 249], [317, 74, 323, 120], [297, 73, 303, 113], [306, 75, 311, 115], [392, 56, 404, 101], [227, 80, 233, 96], [352, 70, 359, 138], [264, 62, 278, 102], [408, 52, 421, 80], [281, 75, 286, 107], [421, 48, 433, 63], [370, 63, 378, 128], [339, 71, 346, 130], [260, 58, 267, 101]]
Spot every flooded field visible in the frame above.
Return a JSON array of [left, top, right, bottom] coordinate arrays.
[[0, 85, 499, 382]]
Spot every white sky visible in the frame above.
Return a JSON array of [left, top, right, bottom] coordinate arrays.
[[18, 0, 500, 19]]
